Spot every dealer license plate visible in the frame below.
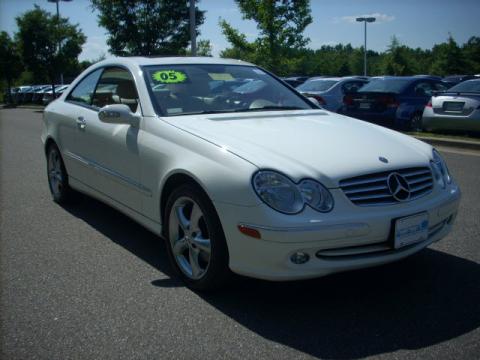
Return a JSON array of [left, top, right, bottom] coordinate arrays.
[[394, 212, 429, 249], [444, 101, 464, 112]]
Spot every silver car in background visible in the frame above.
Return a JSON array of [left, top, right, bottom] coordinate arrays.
[[422, 79, 480, 132], [296, 76, 369, 112]]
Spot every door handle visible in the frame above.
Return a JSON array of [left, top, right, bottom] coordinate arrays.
[[76, 116, 86, 130]]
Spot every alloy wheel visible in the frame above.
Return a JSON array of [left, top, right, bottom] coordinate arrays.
[[168, 197, 212, 280], [411, 113, 423, 131], [48, 148, 64, 197]]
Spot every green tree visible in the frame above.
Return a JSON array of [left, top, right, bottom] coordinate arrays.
[[0, 31, 23, 104], [15, 5, 86, 91], [462, 36, 480, 74], [381, 36, 416, 75], [430, 35, 467, 76], [220, 0, 312, 75], [183, 39, 212, 56], [91, 0, 205, 56]]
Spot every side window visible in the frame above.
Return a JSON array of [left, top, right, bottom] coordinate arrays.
[[92, 67, 139, 112], [433, 82, 448, 91], [66, 68, 103, 106], [342, 81, 364, 94], [414, 82, 433, 97]]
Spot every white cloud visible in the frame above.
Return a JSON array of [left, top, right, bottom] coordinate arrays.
[[335, 13, 395, 24], [79, 36, 110, 61]]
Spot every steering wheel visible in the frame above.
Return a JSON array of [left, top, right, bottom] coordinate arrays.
[[212, 93, 248, 109]]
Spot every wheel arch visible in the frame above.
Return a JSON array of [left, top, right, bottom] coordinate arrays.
[[44, 136, 58, 155], [159, 171, 214, 234]]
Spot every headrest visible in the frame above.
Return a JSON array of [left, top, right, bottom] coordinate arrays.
[[116, 81, 137, 99]]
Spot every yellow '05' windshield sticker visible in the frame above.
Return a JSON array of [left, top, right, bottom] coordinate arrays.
[[152, 70, 188, 83]]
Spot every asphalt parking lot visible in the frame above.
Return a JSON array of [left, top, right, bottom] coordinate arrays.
[[1, 108, 479, 360]]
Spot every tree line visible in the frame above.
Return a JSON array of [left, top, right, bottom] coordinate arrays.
[[1, 0, 479, 100]]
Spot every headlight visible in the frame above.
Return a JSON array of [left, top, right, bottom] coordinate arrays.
[[298, 179, 334, 212], [430, 149, 452, 189], [252, 171, 334, 214]]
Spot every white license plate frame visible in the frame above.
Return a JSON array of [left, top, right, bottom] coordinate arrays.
[[394, 212, 429, 249]]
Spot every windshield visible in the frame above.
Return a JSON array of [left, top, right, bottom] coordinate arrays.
[[297, 79, 338, 92], [358, 78, 411, 93], [448, 80, 480, 93], [143, 64, 313, 116]]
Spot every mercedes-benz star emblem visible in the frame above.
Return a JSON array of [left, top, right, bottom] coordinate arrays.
[[387, 173, 411, 201]]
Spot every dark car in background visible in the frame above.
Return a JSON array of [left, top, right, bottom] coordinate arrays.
[[31, 85, 52, 104], [22, 85, 46, 103], [442, 75, 478, 88], [340, 76, 449, 130], [282, 76, 310, 88], [422, 78, 480, 133], [297, 76, 369, 112], [14, 86, 32, 104]]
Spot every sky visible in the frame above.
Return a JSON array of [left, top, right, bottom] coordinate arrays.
[[1, 0, 479, 61]]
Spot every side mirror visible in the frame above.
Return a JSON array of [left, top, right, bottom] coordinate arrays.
[[98, 104, 139, 126], [308, 97, 321, 107]]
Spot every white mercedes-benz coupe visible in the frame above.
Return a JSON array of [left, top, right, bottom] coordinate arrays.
[[42, 57, 461, 290]]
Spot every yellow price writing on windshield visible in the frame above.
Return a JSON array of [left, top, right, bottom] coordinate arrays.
[[152, 70, 188, 83]]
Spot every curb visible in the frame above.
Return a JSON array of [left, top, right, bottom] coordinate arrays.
[[1, 105, 45, 110], [414, 136, 480, 151]]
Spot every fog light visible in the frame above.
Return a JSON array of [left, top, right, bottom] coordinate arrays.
[[290, 252, 310, 264]]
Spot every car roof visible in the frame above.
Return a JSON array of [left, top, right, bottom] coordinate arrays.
[[461, 78, 480, 83], [307, 76, 368, 82], [307, 77, 342, 81], [370, 76, 440, 81], [96, 56, 254, 68]]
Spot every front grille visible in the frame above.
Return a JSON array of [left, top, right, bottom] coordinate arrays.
[[339, 167, 433, 206]]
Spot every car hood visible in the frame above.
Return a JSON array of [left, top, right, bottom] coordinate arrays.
[[163, 110, 433, 188]]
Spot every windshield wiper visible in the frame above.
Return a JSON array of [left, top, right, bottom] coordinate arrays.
[[231, 105, 305, 112], [167, 106, 306, 116]]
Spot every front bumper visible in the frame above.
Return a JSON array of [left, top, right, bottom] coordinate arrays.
[[214, 184, 461, 281]]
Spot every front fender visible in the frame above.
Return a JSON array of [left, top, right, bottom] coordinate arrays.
[[140, 117, 261, 222]]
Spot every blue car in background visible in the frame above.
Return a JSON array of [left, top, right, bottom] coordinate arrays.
[[297, 76, 369, 112], [340, 76, 449, 130]]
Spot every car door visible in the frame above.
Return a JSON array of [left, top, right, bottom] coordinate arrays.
[[76, 66, 143, 213], [61, 68, 104, 187]]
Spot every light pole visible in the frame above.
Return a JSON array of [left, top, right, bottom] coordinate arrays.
[[356, 17, 376, 76], [189, 0, 196, 56], [47, 0, 72, 84]]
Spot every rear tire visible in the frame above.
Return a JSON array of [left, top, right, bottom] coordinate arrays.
[[46, 144, 75, 204], [164, 184, 230, 291], [409, 112, 423, 132]]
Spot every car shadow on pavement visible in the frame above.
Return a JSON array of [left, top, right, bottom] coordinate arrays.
[[62, 193, 480, 359]]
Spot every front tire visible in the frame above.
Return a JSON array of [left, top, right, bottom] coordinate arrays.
[[164, 184, 230, 291], [46, 144, 75, 204]]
